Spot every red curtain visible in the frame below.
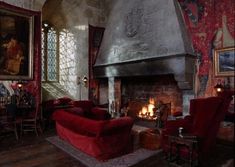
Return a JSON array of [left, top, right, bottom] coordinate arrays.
[[88, 25, 104, 104]]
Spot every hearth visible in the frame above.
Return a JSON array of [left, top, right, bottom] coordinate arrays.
[[122, 75, 181, 116], [98, 74, 181, 128]]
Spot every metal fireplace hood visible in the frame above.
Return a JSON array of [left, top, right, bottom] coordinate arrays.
[[93, 0, 196, 90]]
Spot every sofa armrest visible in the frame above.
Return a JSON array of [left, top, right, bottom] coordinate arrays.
[[100, 117, 134, 135], [91, 107, 111, 120]]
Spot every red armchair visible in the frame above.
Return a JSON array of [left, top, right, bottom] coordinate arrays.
[[161, 95, 233, 165]]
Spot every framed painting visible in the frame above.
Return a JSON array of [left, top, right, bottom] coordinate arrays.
[[214, 47, 235, 77], [0, 4, 34, 80]]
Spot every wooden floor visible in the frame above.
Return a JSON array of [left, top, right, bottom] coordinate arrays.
[[0, 141, 88, 167], [0, 127, 234, 167], [0, 128, 88, 167]]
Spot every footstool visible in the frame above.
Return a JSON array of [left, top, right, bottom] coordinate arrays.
[[139, 128, 161, 150]]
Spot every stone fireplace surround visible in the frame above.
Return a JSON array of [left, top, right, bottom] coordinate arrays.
[[98, 74, 194, 124]]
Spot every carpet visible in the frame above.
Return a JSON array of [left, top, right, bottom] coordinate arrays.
[[46, 136, 162, 167]]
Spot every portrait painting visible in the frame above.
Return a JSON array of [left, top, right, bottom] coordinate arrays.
[[214, 47, 235, 77], [0, 5, 34, 80]]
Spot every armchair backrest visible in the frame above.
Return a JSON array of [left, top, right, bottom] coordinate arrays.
[[190, 97, 223, 137], [203, 92, 233, 152], [190, 96, 233, 153]]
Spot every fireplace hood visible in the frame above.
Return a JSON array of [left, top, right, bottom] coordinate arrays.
[[93, 0, 196, 90]]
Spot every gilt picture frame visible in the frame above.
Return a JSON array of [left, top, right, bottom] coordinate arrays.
[[214, 47, 235, 77], [0, 4, 34, 80]]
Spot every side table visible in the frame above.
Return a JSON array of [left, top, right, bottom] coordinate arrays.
[[168, 134, 199, 167]]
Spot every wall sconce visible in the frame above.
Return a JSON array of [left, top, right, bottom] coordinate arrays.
[[77, 75, 88, 100], [214, 83, 223, 93], [17, 80, 23, 89], [82, 76, 88, 88]]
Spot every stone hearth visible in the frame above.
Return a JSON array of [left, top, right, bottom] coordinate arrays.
[[122, 75, 182, 115]]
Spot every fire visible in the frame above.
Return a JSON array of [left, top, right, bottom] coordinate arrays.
[[138, 98, 157, 120]]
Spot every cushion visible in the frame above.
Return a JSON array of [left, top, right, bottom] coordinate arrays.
[[64, 107, 84, 116], [72, 100, 94, 113], [54, 97, 73, 106], [91, 107, 111, 120]]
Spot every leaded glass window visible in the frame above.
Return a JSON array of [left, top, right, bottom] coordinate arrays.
[[47, 28, 57, 81], [41, 23, 77, 98], [41, 29, 45, 81], [59, 29, 77, 97], [41, 23, 58, 82]]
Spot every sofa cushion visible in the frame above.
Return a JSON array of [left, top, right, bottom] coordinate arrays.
[[72, 100, 94, 113], [91, 107, 111, 120], [64, 107, 84, 116], [54, 97, 73, 106], [100, 117, 134, 135]]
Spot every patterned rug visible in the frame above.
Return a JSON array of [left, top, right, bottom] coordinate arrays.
[[46, 136, 162, 167]]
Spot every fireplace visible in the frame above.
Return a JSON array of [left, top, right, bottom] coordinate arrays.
[[121, 75, 182, 116], [98, 74, 182, 127], [94, 0, 196, 120]]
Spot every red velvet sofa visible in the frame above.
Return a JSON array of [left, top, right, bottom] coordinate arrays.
[[52, 101, 134, 161]]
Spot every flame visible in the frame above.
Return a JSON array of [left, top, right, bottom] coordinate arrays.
[[138, 98, 156, 119], [142, 106, 148, 115], [149, 98, 155, 105], [148, 104, 155, 116]]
